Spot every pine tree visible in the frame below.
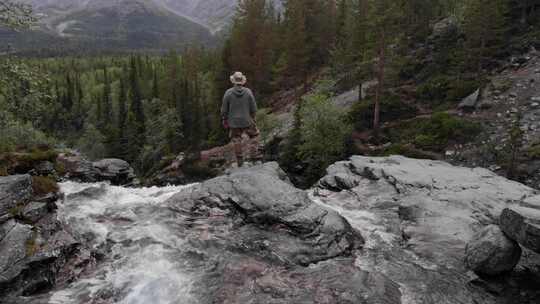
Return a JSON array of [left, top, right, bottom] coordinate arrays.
[[335, 0, 348, 49], [283, 0, 309, 87], [229, 0, 276, 95], [463, 0, 509, 68], [64, 73, 74, 111], [101, 67, 112, 128], [118, 77, 127, 131], [124, 110, 141, 164], [152, 65, 159, 99], [129, 56, 146, 138]]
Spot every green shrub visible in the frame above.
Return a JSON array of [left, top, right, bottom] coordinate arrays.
[[417, 75, 481, 105], [414, 134, 441, 150], [76, 124, 106, 160], [386, 112, 482, 152], [417, 75, 452, 102], [528, 145, 540, 159], [256, 109, 279, 143], [298, 93, 352, 181], [0, 113, 55, 153], [348, 96, 418, 131]]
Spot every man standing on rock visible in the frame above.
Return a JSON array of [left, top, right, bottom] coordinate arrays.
[[221, 71, 261, 167]]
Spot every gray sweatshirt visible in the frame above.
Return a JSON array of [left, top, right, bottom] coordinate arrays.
[[221, 86, 257, 128]]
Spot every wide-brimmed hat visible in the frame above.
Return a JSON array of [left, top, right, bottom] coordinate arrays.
[[230, 71, 247, 85]]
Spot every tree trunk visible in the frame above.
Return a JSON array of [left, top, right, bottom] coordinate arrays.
[[373, 29, 386, 139], [521, 0, 529, 25]]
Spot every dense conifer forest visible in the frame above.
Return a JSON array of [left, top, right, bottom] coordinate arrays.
[[1, 0, 540, 182]]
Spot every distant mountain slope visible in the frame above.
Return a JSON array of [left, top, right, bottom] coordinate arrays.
[[158, 0, 239, 33], [1, 0, 216, 54]]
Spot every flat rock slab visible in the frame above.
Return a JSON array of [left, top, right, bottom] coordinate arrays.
[[0, 221, 33, 279], [500, 195, 540, 253], [313, 155, 538, 303]]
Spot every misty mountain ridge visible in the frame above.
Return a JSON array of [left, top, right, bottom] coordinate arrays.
[[2, 0, 252, 54]]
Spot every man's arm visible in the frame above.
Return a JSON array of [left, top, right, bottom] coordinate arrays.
[[221, 91, 230, 128], [221, 91, 229, 120]]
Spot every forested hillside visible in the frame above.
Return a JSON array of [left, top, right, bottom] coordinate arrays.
[[1, 0, 540, 185]]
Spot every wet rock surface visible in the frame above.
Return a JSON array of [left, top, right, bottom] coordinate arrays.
[[92, 159, 136, 186], [313, 156, 540, 304], [0, 175, 91, 301], [165, 163, 377, 303], [465, 225, 522, 276], [7, 157, 540, 303], [0, 175, 33, 221], [168, 163, 363, 265]]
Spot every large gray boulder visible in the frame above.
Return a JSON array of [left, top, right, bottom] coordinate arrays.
[[167, 162, 363, 267], [56, 152, 98, 182], [314, 155, 539, 303], [465, 225, 522, 276], [163, 163, 385, 303], [57, 152, 136, 185], [93, 158, 136, 186], [0, 175, 32, 221], [458, 89, 481, 110], [500, 195, 540, 253]]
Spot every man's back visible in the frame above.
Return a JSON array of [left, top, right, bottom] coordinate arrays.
[[222, 86, 257, 129]]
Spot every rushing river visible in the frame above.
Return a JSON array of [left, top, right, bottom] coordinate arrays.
[[48, 182, 197, 304]]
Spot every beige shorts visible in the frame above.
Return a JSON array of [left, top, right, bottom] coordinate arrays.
[[229, 124, 260, 142]]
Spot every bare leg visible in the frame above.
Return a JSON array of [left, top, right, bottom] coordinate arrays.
[[233, 137, 244, 167]]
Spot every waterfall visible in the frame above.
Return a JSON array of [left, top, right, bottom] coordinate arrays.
[[48, 182, 196, 304]]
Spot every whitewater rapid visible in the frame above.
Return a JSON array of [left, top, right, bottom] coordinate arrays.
[[48, 181, 196, 304]]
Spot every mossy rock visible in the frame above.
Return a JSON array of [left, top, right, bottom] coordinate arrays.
[[0, 148, 59, 175], [8, 203, 26, 217], [26, 230, 40, 257], [32, 176, 59, 197]]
